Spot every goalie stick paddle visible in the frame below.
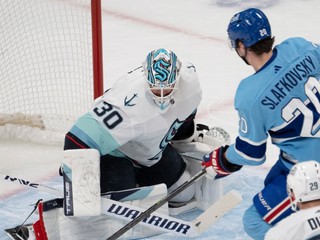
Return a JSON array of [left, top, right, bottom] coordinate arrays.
[[1, 173, 196, 237], [106, 169, 207, 240], [192, 190, 242, 234], [102, 189, 242, 238]]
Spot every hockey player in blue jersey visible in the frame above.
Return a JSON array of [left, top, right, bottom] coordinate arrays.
[[202, 8, 320, 240]]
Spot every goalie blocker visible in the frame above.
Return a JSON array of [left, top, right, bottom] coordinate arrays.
[[62, 149, 101, 217]]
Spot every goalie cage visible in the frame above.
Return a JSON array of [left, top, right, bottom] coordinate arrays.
[[0, 0, 104, 145]]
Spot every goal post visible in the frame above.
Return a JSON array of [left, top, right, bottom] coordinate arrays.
[[0, 0, 104, 144], [91, 0, 104, 99]]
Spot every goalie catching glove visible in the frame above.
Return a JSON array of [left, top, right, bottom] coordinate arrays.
[[202, 145, 242, 179], [172, 122, 231, 149]]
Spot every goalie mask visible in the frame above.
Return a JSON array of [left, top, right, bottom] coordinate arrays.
[[287, 160, 320, 211], [143, 48, 181, 112]]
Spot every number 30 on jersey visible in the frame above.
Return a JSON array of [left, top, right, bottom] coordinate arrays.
[[93, 101, 123, 129]]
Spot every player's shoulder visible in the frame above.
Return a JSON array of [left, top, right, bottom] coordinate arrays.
[[276, 37, 316, 53], [234, 75, 259, 108], [177, 61, 202, 102], [180, 61, 198, 78], [280, 37, 310, 45], [114, 67, 144, 86], [181, 61, 197, 71], [99, 70, 147, 109], [109, 68, 145, 92], [179, 61, 201, 88]]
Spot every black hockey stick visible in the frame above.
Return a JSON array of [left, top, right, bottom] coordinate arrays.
[[106, 168, 207, 240], [0, 173, 63, 197]]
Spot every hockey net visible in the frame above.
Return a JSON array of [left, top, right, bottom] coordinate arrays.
[[0, 0, 103, 145]]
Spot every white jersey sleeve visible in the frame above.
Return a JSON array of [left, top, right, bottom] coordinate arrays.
[[265, 206, 320, 240]]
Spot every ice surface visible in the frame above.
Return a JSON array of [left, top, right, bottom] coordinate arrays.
[[1, 0, 319, 239]]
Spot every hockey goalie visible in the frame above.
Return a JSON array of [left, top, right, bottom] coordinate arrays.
[[6, 126, 230, 240], [6, 48, 231, 239]]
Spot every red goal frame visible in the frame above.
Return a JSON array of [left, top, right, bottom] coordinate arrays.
[[91, 0, 104, 99]]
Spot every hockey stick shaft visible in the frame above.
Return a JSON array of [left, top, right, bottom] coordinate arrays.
[[106, 168, 207, 240], [0, 173, 63, 197]]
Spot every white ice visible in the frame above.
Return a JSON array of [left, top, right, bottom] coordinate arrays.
[[1, 0, 319, 239]]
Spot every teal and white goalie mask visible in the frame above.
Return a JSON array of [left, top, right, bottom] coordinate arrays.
[[143, 48, 181, 112]]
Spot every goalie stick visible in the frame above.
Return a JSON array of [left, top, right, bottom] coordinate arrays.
[[1, 172, 242, 238], [1, 173, 63, 197], [107, 169, 206, 240], [104, 190, 242, 238]]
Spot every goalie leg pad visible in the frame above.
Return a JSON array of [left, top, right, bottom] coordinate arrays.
[[33, 184, 168, 240], [62, 149, 101, 217], [183, 154, 223, 210], [167, 169, 198, 216], [168, 169, 195, 203]]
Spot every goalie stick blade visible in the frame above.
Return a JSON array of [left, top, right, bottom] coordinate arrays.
[[101, 198, 199, 238], [101, 191, 242, 238], [1, 172, 241, 238], [192, 190, 242, 234], [5, 224, 32, 240]]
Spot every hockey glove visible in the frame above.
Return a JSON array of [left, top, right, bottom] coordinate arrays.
[[202, 145, 242, 179]]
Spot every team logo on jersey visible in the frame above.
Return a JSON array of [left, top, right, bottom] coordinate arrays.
[[124, 93, 138, 106], [160, 119, 184, 149], [274, 65, 282, 74], [147, 119, 184, 161]]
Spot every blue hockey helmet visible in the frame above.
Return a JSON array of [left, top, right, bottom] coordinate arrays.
[[143, 48, 181, 112], [227, 8, 272, 49]]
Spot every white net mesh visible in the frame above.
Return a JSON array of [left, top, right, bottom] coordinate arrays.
[[0, 0, 96, 139]]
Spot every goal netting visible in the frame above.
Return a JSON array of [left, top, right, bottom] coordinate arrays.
[[0, 0, 103, 145]]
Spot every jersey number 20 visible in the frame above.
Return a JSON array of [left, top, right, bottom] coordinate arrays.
[[282, 77, 320, 137]]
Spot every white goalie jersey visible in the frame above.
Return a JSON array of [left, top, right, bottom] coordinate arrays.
[[69, 61, 202, 167]]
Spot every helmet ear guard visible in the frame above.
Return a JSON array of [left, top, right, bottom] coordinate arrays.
[[286, 161, 320, 211], [227, 8, 272, 49], [143, 48, 181, 112]]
